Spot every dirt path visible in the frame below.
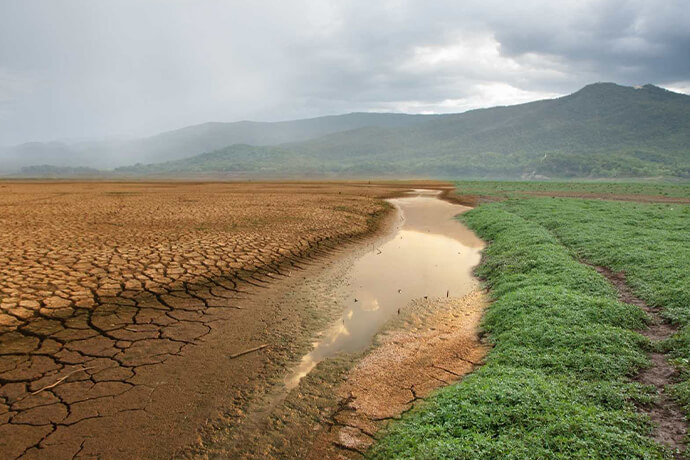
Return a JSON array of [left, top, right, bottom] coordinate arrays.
[[594, 267, 686, 457]]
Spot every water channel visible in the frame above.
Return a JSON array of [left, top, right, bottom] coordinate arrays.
[[285, 189, 485, 389]]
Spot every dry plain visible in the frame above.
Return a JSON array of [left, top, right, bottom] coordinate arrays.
[[0, 181, 441, 458]]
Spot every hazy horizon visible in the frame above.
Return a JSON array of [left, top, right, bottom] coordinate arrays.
[[2, 81, 688, 148], [2, 0, 689, 146]]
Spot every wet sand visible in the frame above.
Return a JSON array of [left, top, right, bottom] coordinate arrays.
[[310, 290, 489, 456]]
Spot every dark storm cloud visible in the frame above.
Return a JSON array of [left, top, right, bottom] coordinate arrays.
[[0, 0, 688, 145], [491, 1, 690, 84]]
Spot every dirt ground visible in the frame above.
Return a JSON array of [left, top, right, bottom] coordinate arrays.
[[1, 181, 459, 459], [309, 289, 489, 458], [173, 215, 487, 459], [593, 266, 686, 457]]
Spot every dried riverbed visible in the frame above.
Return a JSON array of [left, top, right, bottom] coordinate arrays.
[[0, 182, 487, 458], [187, 190, 488, 458]]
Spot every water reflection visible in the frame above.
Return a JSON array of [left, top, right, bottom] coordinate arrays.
[[284, 190, 484, 389]]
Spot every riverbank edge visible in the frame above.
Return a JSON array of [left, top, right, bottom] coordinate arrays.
[[369, 201, 671, 458]]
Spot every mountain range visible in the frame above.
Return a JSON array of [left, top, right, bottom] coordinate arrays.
[[4, 82, 689, 179], [0, 113, 434, 172]]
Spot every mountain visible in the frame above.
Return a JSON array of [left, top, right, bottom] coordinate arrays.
[[16, 165, 104, 177], [0, 113, 435, 172], [118, 83, 690, 179]]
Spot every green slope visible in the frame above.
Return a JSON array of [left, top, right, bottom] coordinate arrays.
[[118, 83, 690, 179], [2, 112, 436, 172]]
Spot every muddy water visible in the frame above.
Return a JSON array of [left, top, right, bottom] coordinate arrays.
[[285, 190, 484, 389]]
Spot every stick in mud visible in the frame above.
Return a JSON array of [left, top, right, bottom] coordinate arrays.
[[229, 344, 268, 359], [31, 366, 95, 395]]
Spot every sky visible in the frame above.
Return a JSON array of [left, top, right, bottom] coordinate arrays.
[[1, 0, 689, 145]]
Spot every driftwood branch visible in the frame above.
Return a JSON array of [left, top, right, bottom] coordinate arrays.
[[229, 344, 268, 359]]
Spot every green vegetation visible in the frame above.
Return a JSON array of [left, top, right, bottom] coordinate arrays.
[[454, 180, 690, 199], [499, 198, 690, 415], [2, 113, 433, 172], [115, 145, 309, 175], [496, 199, 690, 324], [16, 165, 103, 177], [371, 194, 690, 459], [117, 83, 690, 179]]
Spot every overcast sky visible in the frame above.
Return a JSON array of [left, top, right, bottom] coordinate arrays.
[[1, 0, 689, 145]]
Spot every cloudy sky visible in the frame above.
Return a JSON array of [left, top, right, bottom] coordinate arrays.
[[1, 0, 689, 145]]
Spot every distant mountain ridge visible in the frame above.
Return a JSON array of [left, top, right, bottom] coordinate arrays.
[[0, 113, 436, 172], [5, 83, 690, 178], [117, 83, 690, 179]]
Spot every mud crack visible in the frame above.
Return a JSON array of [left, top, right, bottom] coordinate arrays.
[[0, 182, 396, 459]]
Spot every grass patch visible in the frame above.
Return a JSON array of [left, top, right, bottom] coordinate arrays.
[[497, 198, 690, 324], [498, 198, 690, 421], [371, 200, 677, 459], [454, 180, 690, 199]]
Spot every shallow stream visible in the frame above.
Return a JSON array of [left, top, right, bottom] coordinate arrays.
[[284, 189, 484, 389]]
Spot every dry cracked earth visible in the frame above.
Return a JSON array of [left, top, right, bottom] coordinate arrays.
[[0, 181, 407, 459]]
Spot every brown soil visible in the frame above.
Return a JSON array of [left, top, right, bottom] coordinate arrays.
[[593, 266, 686, 457], [0, 180, 452, 459], [173, 227, 392, 459], [170, 195, 487, 459], [309, 289, 489, 457], [182, 281, 488, 459]]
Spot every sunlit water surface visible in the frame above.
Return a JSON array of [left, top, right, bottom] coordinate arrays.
[[284, 190, 484, 389]]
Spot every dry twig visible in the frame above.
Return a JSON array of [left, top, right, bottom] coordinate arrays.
[[229, 344, 268, 359], [31, 366, 95, 395]]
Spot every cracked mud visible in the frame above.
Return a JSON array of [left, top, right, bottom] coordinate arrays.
[[182, 190, 488, 458], [311, 290, 489, 457], [0, 181, 402, 459]]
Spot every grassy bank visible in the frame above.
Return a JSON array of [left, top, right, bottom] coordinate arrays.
[[370, 194, 690, 458], [499, 198, 690, 411], [453, 180, 690, 200]]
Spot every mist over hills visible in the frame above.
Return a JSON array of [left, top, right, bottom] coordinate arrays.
[[1, 113, 434, 172], [5, 83, 690, 179]]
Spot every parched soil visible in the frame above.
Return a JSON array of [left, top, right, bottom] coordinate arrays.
[[182, 269, 489, 459], [594, 266, 686, 457], [167, 193, 487, 459], [0, 181, 441, 459], [310, 289, 489, 457]]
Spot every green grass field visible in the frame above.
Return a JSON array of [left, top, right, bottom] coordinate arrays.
[[370, 185, 690, 459], [454, 180, 690, 199]]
